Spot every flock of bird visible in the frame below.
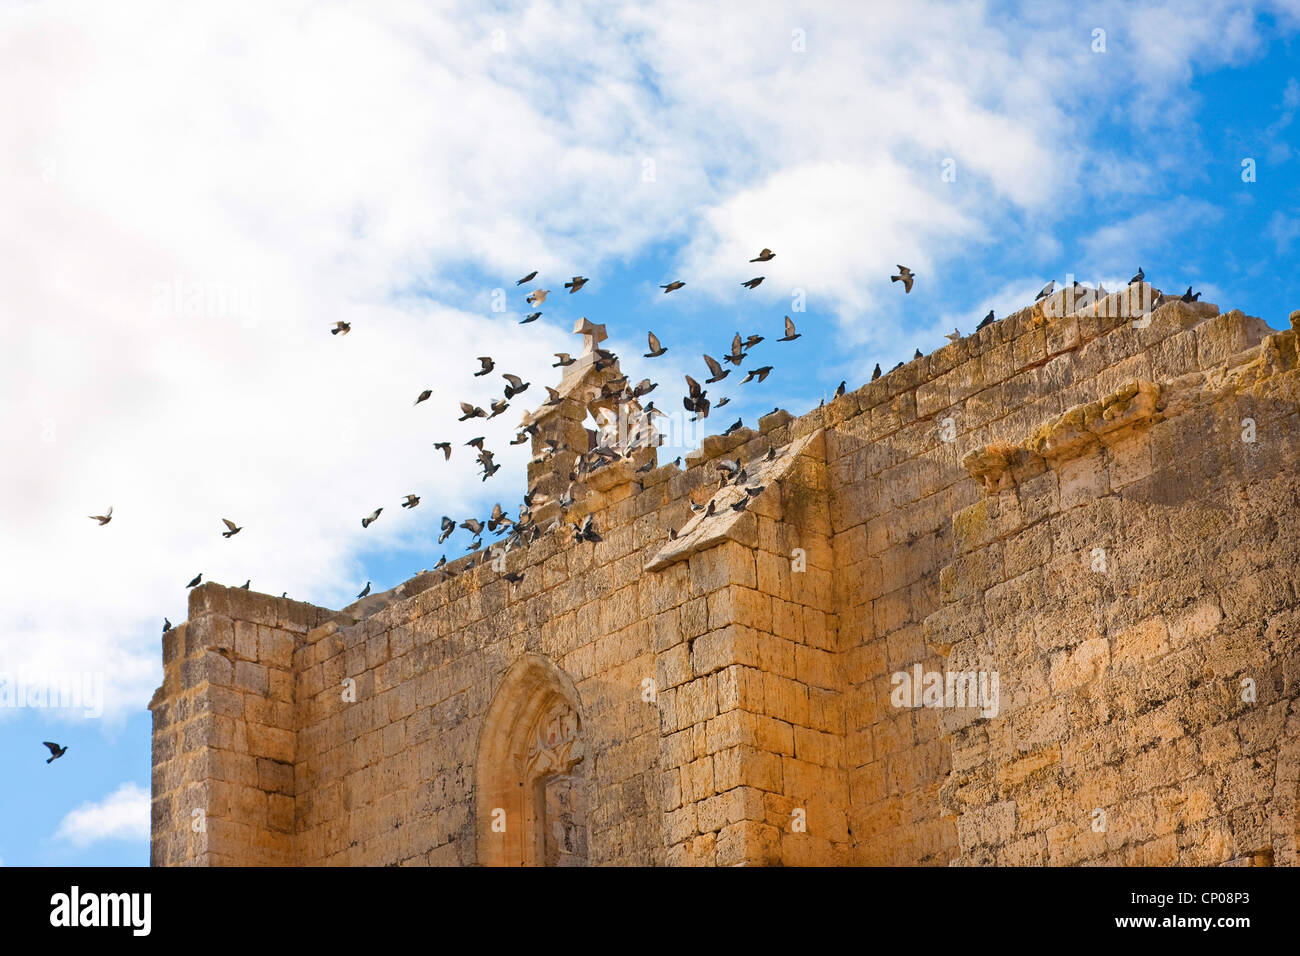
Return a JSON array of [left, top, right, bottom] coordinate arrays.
[[62, 253, 1197, 766]]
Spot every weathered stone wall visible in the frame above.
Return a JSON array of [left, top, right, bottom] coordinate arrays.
[[150, 287, 1300, 866]]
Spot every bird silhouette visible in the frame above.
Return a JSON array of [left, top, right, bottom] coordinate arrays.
[[433, 442, 452, 460], [777, 316, 800, 342], [516, 270, 538, 285], [740, 366, 772, 384], [414, 389, 432, 406], [552, 353, 575, 367], [1035, 281, 1055, 301], [401, 494, 420, 509], [741, 277, 765, 290], [978, 310, 995, 329], [474, 357, 495, 377], [186, 573, 202, 588], [356, 582, 371, 599], [891, 265, 915, 293], [872, 363, 881, 381], [43, 741, 68, 764], [564, 276, 588, 293], [520, 312, 542, 324], [221, 518, 242, 538], [89, 507, 113, 526], [1129, 267, 1144, 285], [645, 331, 667, 357], [750, 248, 775, 262], [661, 281, 685, 293], [330, 321, 351, 335]]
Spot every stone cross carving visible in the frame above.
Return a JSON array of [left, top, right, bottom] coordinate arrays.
[[573, 317, 607, 357]]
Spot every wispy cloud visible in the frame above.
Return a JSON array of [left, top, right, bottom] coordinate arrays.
[[54, 783, 149, 847]]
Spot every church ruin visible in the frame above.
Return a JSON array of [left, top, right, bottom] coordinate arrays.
[[150, 284, 1300, 865]]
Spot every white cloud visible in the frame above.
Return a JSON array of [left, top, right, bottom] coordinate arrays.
[[0, 0, 1294, 721], [54, 782, 149, 847]]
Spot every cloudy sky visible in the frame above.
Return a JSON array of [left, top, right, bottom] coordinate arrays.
[[0, 0, 1297, 866]]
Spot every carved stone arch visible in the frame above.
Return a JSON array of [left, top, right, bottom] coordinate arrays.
[[475, 654, 588, 866]]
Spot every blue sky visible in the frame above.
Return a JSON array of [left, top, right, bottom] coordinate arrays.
[[0, 0, 1296, 867]]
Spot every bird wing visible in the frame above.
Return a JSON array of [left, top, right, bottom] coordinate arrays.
[[731, 333, 743, 354], [703, 354, 723, 377], [222, 518, 239, 532], [784, 316, 796, 336], [478, 356, 493, 369], [459, 402, 476, 415], [647, 331, 661, 352], [43, 741, 60, 754], [503, 373, 522, 387]]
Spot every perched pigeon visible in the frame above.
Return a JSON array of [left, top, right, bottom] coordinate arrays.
[[186, 573, 202, 588], [872, 363, 881, 381], [1129, 266, 1144, 285], [722, 418, 743, 436], [1035, 281, 1055, 301], [240, 579, 250, 589], [978, 310, 995, 329], [356, 582, 371, 599], [945, 329, 961, 343], [163, 618, 172, 634]]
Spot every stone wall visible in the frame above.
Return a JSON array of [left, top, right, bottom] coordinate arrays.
[[150, 287, 1300, 866]]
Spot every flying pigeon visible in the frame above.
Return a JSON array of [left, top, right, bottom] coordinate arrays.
[[439, 517, 455, 543], [414, 389, 432, 406], [742, 334, 764, 350], [645, 331, 667, 357], [516, 270, 538, 285], [488, 398, 510, 418], [564, 276, 588, 293], [891, 265, 915, 293], [661, 281, 685, 293], [362, 508, 382, 528], [520, 312, 542, 324], [750, 248, 775, 262], [458, 402, 488, 421], [43, 742, 68, 764], [502, 374, 529, 399], [703, 354, 730, 384], [553, 353, 575, 367], [526, 289, 549, 307], [89, 507, 113, 526], [777, 316, 801, 342], [401, 494, 420, 509], [433, 442, 452, 460], [740, 365, 772, 384], [474, 356, 494, 377], [221, 518, 242, 538], [724, 333, 746, 366], [331, 321, 351, 335], [741, 277, 765, 290]]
